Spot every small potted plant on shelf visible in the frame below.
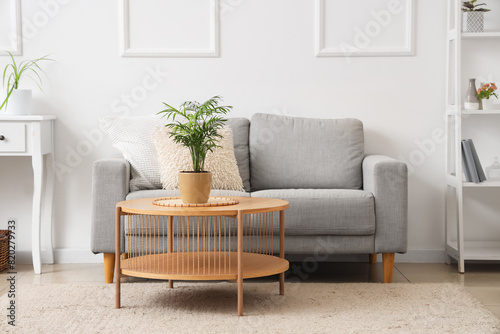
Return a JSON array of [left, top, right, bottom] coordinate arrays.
[[462, 1, 491, 33], [1, 51, 52, 115], [158, 95, 232, 204], [477, 82, 498, 110]]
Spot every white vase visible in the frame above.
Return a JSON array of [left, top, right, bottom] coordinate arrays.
[[3, 89, 32, 115], [464, 78, 480, 110]]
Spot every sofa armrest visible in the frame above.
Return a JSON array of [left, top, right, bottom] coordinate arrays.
[[91, 158, 130, 254], [362, 155, 408, 254]]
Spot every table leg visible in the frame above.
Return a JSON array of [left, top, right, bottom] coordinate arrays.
[[42, 152, 55, 264], [237, 210, 243, 316], [31, 152, 43, 275], [115, 206, 121, 309], [279, 210, 285, 296], [167, 216, 173, 289]]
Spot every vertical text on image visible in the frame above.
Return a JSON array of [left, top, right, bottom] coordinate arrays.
[[6, 219, 16, 326]]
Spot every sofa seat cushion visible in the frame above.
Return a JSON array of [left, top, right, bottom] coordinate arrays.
[[251, 189, 375, 236], [249, 113, 364, 191], [124, 189, 249, 237]]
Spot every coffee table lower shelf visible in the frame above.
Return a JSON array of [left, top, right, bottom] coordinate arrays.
[[121, 252, 289, 281]]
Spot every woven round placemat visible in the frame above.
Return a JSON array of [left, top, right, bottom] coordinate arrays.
[[152, 197, 239, 207]]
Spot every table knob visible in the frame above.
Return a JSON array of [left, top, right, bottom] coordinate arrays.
[[0, 135, 4, 141]]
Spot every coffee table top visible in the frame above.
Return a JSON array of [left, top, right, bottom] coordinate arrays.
[[117, 196, 289, 216]]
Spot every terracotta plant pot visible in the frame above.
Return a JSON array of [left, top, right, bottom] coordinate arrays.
[[178, 171, 212, 204]]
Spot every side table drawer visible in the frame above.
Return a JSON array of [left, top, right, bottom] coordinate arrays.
[[0, 123, 26, 153]]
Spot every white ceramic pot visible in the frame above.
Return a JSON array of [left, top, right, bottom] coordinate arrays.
[[462, 12, 484, 33], [480, 98, 496, 110], [3, 89, 32, 115]]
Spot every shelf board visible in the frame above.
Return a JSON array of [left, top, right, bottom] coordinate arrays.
[[0, 115, 56, 121], [463, 181, 500, 187], [447, 29, 457, 41], [446, 105, 458, 116], [120, 252, 288, 280], [462, 110, 500, 115], [448, 174, 500, 188], [447, 242, 500, 260], [462, 32, 500, 39], [446, 174, 458, 188]]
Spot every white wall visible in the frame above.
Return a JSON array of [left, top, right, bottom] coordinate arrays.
[[0, 0, 465, 264]]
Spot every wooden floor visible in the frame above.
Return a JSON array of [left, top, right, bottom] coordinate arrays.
[[2, 261, 500, 318]]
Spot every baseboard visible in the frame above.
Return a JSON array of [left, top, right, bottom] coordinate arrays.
[[15, 249, 104, 264], [395, 250, 446, 263], [53, 249, 104, 263], [13, 249, 447, 265], [287, 250, 446, 263]]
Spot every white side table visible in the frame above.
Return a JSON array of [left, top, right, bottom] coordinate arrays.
[[0, 115, 56, 274]]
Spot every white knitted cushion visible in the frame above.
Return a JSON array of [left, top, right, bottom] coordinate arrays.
[[100, 116, 165, 191], [153, 125, 244, 191]]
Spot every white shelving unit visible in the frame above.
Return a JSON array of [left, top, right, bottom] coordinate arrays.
[[445, 0, 500, 273]]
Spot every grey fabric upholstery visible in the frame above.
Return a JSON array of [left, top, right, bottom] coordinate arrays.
[[126, 189, 249, 200], [252, 189, 375, 236], [91, 159, 130, 254], [124, 189, 248, 238], [226, 118, 251, 192], [279, 235, 374, 255], [363, 155, 408, 253], [91, 114, 408, 262], [249, 113, 364, 191], [125, 235, 374, 255]]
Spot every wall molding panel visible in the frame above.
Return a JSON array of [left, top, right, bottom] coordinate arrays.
[[315, 0, 415, 57], [0, 0, 23, 56], [120, 0, 220, 58]]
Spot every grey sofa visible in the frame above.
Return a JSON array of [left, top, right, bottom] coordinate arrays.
[[91, 113, 408, 283]]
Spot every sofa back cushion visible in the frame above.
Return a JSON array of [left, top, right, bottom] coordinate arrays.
[[100, 115, 165, 191], [227, 118, 251, 192], [100, 116, 251, 192], [249, 113, 364, 191]]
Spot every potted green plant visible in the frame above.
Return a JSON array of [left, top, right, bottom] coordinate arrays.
[[1, 52, 52, 115], [462, 1, 491, 33], [158, 95, 232, 204], [477, 82, 498, 110]]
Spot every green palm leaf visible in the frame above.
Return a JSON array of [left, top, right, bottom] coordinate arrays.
[[157, 96, 232, 172]]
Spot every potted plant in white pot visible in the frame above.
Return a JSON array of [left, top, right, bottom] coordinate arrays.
[[477, 82, 498, 110], [158, 95, 232, 204], [1, 52, 52, 115], [462, 1, 491, 33]]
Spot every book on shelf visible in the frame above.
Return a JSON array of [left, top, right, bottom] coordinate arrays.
[[461, 139, 486, 183], [468, 139, 487, 182], [461, 145, 473, 182]]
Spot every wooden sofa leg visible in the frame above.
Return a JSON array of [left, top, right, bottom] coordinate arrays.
[[369, 253, 377, 264], [382, 253, 395, 283], [104, 253, 115, 284]]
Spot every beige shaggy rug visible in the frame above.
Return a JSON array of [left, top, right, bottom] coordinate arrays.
[[1, 282, 499, 333]]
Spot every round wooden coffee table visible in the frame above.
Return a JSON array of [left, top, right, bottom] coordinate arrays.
[[114, 196, 289, 316]]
